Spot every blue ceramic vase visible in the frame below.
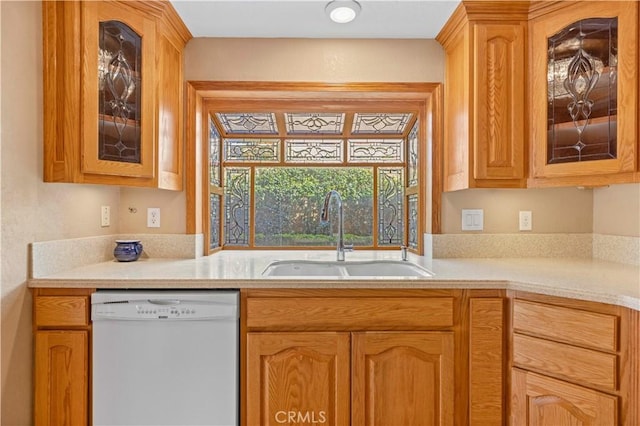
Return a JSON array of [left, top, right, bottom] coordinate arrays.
[[114, 240, 143, 262]]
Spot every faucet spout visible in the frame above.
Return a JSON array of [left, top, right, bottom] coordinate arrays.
[[320, 190, 352, 261]]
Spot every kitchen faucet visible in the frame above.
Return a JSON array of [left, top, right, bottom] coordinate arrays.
[[320, 190, 353, 261]]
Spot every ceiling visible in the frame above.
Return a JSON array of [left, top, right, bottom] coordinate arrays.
[[169, 0, 461, 39]]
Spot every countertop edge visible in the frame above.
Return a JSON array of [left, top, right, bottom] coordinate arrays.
[[27, 277, 640, 311]]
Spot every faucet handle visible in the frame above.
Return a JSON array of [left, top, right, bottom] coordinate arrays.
[[401, 245, 408, 261], [344, 244, 354, 252]]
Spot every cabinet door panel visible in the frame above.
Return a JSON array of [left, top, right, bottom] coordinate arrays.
[[474, 23, 525, 180], [81, 1, 156, 178], [530, 1, 638, 179], [246, 332, 350, 426], [35, 331, 88, 426], [512, 369, 617, 426], [352, 332, 454, 426]]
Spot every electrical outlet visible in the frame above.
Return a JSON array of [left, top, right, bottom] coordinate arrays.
[[101, 206, 110, 227], [519, 210, 532, 231], [461, 209, 483, 231], [147, 208, 161, 228]]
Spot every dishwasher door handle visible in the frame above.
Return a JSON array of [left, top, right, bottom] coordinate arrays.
[[148, 299, 181, 305]]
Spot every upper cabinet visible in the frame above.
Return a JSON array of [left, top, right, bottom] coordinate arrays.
[[529, 1, 638, 187], [437, 2, 529, 191], [43, 1, 191, 190]]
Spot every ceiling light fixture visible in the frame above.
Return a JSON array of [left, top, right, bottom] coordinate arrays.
[[325, 0, 361, 24]]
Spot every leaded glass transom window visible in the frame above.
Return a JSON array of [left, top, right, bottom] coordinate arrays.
[[98, 21, 142, 163], [216, 113, 278, 134], [348, 139, 404, 163], [285, 113, 345, 134], [224, 139, 279, 162], [286, 139, 343, 163], [352, 113, 412, 134], [547, 18, 618, 164]]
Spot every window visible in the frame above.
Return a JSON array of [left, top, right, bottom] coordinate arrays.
[[204, 100, 423, 252]]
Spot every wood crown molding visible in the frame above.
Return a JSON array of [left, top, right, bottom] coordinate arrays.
[[436, 1, 530, 47]]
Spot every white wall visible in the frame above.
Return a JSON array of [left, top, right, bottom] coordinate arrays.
[[0, 3, 120, 424]]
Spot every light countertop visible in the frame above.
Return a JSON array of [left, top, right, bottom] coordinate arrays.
[[28, 250, 640, 310]]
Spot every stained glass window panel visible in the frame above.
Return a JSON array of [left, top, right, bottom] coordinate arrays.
[[378, 168, 404, 245], [216, 113, 278, 134], [407, 121, 419, 187], [209, 194, 220, 249], [224, 139, 279, 162], [254, 168, 373, 247], [547, 18, 617, 164], [352, 113, 412, 134], [209, 118, 221, 186], [408, 194, 418, 250], [286, 139, 343, 163], [348, 139, 404, 163], [285, 113, 345, 134], [224, 168, 250, 246], [98, 21, 142, 163]]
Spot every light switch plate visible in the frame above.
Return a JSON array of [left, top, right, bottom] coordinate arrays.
[[461, 209, 483, 231]]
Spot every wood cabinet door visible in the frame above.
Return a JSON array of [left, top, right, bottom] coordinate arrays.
[[352, 332, 454, 426], [246, 332, 350, 426], [474, 22, 525, 182], [34, 331, 88, 426], [81, 1, 156, 179], [530, 1, 638, 181], [511, 369, 618, 426]]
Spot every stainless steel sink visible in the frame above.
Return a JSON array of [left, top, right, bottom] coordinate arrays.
[[262, 259, 432, 278]]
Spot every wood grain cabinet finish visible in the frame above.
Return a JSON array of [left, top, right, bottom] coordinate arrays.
[[528, 1, 639, 187], [509, 293, 639, 426], [33, 289, 94, 426], [42, 0, 189, 189], [35, 331, 88, 426], [351, 332, 454, 426], [246, 332, 351, 426], [437, 2, 528, 191], [512, 369, 618, 426], [243, 289, 507, 426]]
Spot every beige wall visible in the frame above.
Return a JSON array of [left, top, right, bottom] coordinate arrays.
[[1, 3, 120, 424], [184, 38, 445, 82], [441, 187, 594, 234], [593, 183, 640, 237], [119, 187, 186, 234]]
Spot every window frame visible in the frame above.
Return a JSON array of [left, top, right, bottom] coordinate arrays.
[[190, 82, 440, 256]]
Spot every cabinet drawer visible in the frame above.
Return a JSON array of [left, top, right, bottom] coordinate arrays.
[[34, 296, 89, 327], [513, 299, 618, 352], [513, 334, 617, 391], [246, 297, 454, 330]]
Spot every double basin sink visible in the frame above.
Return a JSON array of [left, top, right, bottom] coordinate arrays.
[[262, 259, 433, 278]]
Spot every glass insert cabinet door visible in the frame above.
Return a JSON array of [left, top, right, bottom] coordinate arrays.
[[531, 2, 638, 178], [81, 2, 156, 178]]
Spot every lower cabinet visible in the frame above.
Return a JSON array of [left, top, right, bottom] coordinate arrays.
[[512, 369, 617, 425], [32, 288, 94, 426], [509, 291, 640, 426], [34, 331, 88, 426], [247, 331, 454, 426]]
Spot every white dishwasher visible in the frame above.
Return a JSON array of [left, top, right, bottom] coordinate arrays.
[[91, 290, 239, 426]]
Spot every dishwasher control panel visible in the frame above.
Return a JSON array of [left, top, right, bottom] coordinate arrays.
[[91, 291, 239, 321]]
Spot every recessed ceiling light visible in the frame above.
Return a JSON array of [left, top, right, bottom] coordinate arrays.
[[325, 0, 361, 24]]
